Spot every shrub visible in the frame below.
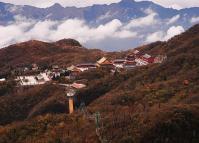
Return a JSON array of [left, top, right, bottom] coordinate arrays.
[[120, 136, 134, 143]]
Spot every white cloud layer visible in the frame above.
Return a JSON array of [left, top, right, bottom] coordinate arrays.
[[164, 26, 185, 40], [191, 16, 199, 24], [146, 26, 185, 43], [0, 12, 186, 50], [0, 0, 199, 9], [0, 16, 138, 48], [145, 31, 164, 43], [167, 14, 180, 25], [124, 12, 157, 29]]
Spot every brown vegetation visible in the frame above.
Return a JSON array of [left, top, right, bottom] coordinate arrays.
[[0, 39, 103, 78], [0, 24, 199, 143]]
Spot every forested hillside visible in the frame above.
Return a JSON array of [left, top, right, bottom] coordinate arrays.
[[0, 24, 199, 143]]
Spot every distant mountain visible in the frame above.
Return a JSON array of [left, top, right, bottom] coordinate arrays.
[[0, 0, 198, 25]]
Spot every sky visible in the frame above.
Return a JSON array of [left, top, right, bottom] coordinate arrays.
[[0, 0, 199, 9]]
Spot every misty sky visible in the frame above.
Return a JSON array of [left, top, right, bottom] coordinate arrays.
[[0, 0, 199, 9]]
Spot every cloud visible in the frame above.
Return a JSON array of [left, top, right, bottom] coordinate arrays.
[[167, 14, 180, 25], [0, 16, 137, 48], [145, 25, 185, 43], [3, 12, 163, 48], [97, 11, 112, 21], [0, 24, 24, 47], [164, 26, 185, 40], [190, 16, 199, 24], [0, 12, 186, 51], [114, 30, 137, 38], [145, 31, 164, 43], [124, 12, 158, 29], [170, 4, 182, 10]]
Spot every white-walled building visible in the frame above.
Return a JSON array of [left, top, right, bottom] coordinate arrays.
[[0, 78, 6, 82], [17, 73, 51, 86], [113, 59, 126, 68]]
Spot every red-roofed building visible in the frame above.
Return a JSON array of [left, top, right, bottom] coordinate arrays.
[[140, 54, 155, 64], [135, 54, 155, 66]]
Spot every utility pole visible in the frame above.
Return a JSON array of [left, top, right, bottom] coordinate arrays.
[[95, 112, 100, 128], [79, 104, 108, 143]]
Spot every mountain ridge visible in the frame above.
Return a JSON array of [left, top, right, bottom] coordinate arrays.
[[0, 38, 103, 77], [0, 0, 198, 24]]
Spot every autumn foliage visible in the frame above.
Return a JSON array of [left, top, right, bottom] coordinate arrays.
[[0, 24, 199, 143]]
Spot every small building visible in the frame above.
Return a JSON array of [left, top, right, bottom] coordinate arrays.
[[135, 54, 155, 66], [67, 65, 82, 77], [67, 65, 76, 71], [133, 50, 140, 55], [0, 78, 6, 82], [96, 57, 113, 68], [36, 73, 51, 83], [17, 76, 38, 86], [76, 63, 97, 72], [135, 58, 149, 66], [17, 73, 51, 86], [126, 50, 140, 61], [36, 74, 44, 82], [141, 54, 155, 64], [123, 61, 137, 69], [113, 59, 126, 68], [126, 54, 136, 61]]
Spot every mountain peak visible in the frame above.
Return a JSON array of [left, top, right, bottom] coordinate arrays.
[[120, 0, 135, 4], [50, 3, 63, 9], [55, 39, 82, 47], [121, 0, 135, 2], [119, 0, 136, 7]]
